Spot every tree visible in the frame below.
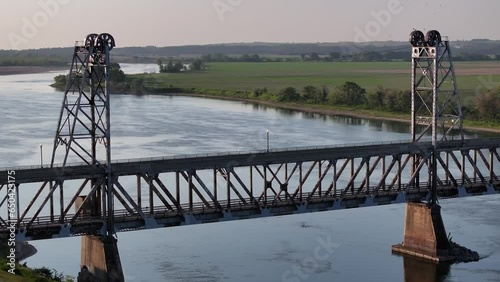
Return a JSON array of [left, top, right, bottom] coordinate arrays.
[[253, 87, 267, 97], [190, 59, 204, 71], [53, 74, 67, 86], [156, 58, 163, 72], [277, 87, 301, 102], [475, 87, 500, 120], [366, 86, 411, 112], [301, 85, 327, 103], [173, 61, 184, 72], [366, 86, 385, 109], [160, 59, 184, 73], [328, 82, 365, 106], [130, 78, 145, 94], [109, 63, 126, 82], [310, 52, 320, 61]]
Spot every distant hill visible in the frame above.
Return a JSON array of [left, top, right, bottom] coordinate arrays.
[[1, 40, 499, 65], [111, 40, 500, 61]]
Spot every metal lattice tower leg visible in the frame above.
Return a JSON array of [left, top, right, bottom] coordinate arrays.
[[50, 33, 116, 235], [410, 30, 464, 146], [409, 30, 463, 205]]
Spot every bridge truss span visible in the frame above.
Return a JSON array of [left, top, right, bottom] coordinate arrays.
[[1, 138, 499, 240]]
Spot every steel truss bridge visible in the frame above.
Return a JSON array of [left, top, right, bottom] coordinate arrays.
[[1, 138, 499, 241], [1, 30, 500, 245]]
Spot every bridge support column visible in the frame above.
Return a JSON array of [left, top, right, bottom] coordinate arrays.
[[392, 202, 451, 262], [76, 196, 124, 282], [79, 235, 124, 282]]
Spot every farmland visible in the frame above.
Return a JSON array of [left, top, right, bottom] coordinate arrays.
[[132, 61, 500, 105]]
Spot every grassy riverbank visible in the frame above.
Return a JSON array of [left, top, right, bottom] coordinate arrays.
[[0, 243, 74, 281], [50, 61, 500, 131], [132, 61, 500, 99]]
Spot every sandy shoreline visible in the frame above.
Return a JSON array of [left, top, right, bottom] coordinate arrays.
[[166, 93, 500, 134], [0, 66, 65, 76]]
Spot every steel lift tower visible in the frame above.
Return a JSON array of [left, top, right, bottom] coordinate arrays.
[[393, 30, 464, 262], [50, 33, 123, 281], [51, 33, 115, 234], [409, 29, 464, 205], [410, 29, 464, 144]]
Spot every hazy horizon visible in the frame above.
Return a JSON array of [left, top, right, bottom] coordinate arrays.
[[1, 0, 499, 50]]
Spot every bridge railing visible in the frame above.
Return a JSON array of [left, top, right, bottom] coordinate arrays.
[[1, 139, 420, 171], [4, 137, 500, 172]]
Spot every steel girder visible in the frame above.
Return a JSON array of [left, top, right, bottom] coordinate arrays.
[[1, 139, 499, 240]]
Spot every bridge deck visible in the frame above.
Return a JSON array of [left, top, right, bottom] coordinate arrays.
[[2, 138, 498, 185], [1, 138, 499, 240]]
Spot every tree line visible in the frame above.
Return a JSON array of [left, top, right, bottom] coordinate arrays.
[[256, 82, 500, 123], [157, 58, 204, 73], [197, 51, 499, 63], [259, 82, 411, 113]]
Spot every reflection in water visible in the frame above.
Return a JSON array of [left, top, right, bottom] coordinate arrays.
[[402, 255, 450, 282], [302, 111, 326, 121], [242, 101, 498, 139], [328, 115, 364, 125]]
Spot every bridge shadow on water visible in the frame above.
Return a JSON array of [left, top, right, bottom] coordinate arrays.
[[400, 254, 451, 282]]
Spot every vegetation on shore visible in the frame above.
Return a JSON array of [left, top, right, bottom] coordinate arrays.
[[0, 244, 74, 282], [50, 61, 500, 129]]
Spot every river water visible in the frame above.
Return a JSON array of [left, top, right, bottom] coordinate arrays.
[[0, 64, 499, 281]]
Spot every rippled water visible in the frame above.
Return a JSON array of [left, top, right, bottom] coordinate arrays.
[[0, 64, 499, 281]]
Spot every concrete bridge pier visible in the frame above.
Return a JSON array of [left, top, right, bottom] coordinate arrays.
[[392, 202, 451, 262], [78, 235, 124, 282], [76, 196, 125, 282]]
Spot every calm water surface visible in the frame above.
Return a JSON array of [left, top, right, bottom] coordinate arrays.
[[0, 64, 499, 281]]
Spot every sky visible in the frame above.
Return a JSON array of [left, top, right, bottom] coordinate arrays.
[[0, 0, 499, 50]]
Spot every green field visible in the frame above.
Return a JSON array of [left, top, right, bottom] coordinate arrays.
[[134, 61, 500, 105]]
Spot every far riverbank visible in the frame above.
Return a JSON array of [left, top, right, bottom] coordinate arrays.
[[0, 66, 65, 76]]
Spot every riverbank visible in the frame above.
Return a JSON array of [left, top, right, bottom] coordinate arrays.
[[0, 243, 71, 281], [0, 66, 65, 76], [17, 242, 38, 262], [143, 92, 500, 134]]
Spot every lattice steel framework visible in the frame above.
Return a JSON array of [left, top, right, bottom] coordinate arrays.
[[50, 33, 115, 235], [409, 30, 464, 205], [1, 139, 499, 240], [410, 30, 464, 145]]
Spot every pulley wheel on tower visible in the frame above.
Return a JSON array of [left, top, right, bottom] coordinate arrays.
[[409, 30, 425, 47], [96, 33, 116, 51], [425, 30, 441, 47], [85, 33, 99, 47]]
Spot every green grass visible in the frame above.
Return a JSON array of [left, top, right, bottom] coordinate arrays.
[[133, 61, 500, 105], [120, 60, 500, 130], [0, 243, 72, 282]]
